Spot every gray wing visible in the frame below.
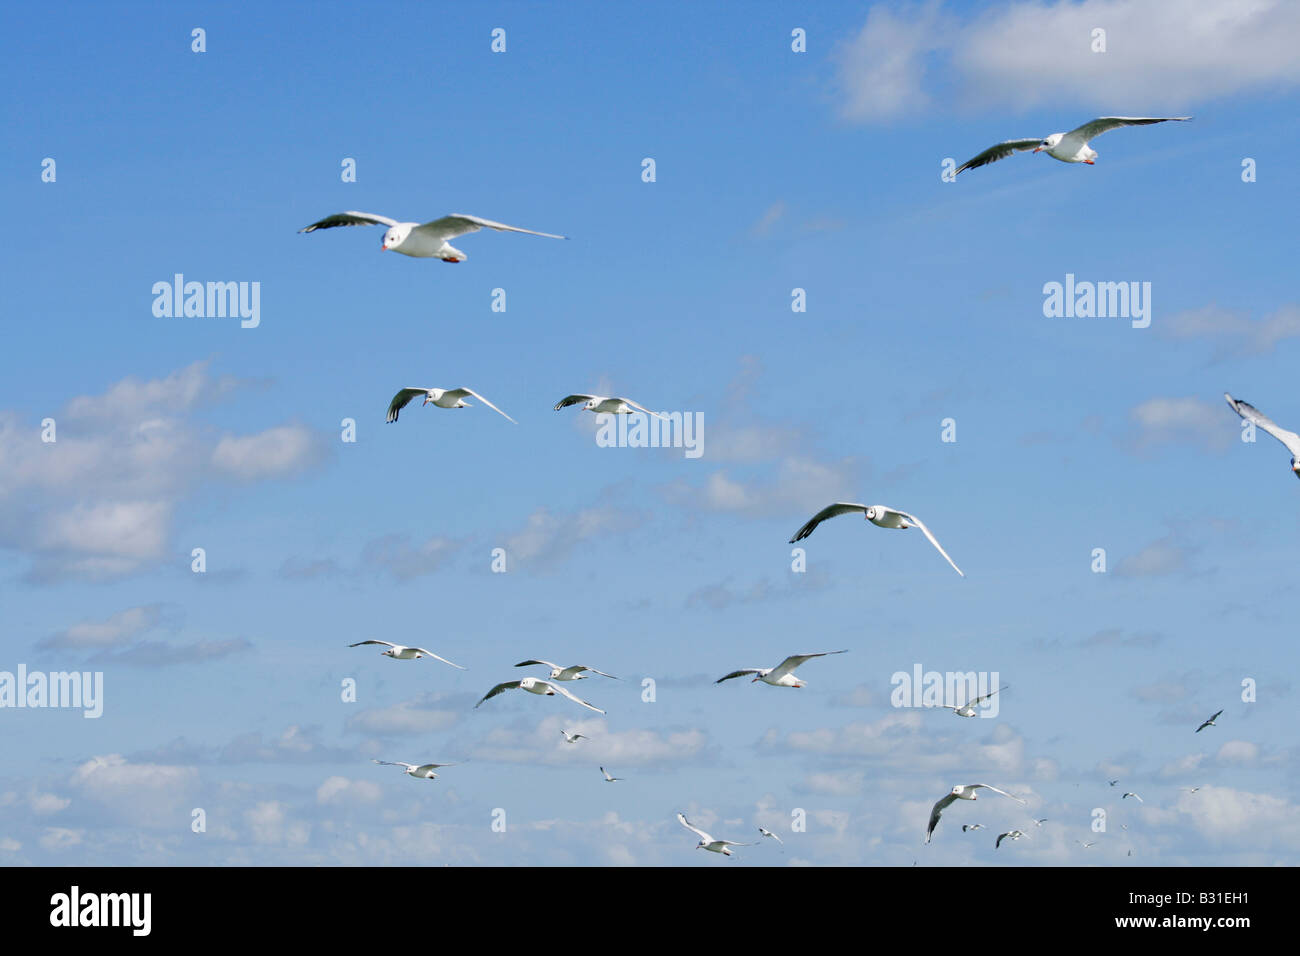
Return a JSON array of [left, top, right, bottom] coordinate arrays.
[[475, 681, 522, 707], [789, 502, 869, 543], [410, 647, 467, 670], [515, 659, 561, 670], [676, 812, 711, 843], [554, 394, 596, 410], [768, 650, 848, 682], [372, 760, 415, 770], [894, 509, 965, 577], [1224, 393, 1300, 457], [546, 681, 606, 714], [444, 388, 517, 424], [1065, 116, 1191, 147], [414, 764, 454, 774], [954, 138, 1042, 175], [299, 211, 399, 233], [349, 640, 396, 648], [927, 792, 959, 842], [415, 213, 567, 242], [386, 387, 430, 423], [615, 397, 668, 421], [715, 668, 762, 684], [971, 784, 1026, 804]]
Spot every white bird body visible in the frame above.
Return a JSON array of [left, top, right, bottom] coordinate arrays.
[[954, 117, 1191, 175], [676, 812, 754, 856], [386, 386, 516, 424], [348, 640, 465, 669], [561, 730, 588, 744], [553, 393, 667, 420], [758, 826, 784, 846], [476, 677, 605, 714], [790, 503, 964, 576], [299, 211, 566, 262], [515, 659, 618, 682], [926, 783, 1025, 842], [1224, 394, 1300, 479], [715, 650, 847, 688], [372, 759, 455, 780]]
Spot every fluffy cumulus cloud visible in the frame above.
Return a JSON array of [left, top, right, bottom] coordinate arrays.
[[69, 754, 200, 828], [0, 361, 331, 582], [836, 0, 1300, 121]]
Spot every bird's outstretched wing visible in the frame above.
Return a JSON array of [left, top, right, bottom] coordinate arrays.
[[1224, 394, 1300, 457], [386, 388, 430, 423], [554, 394, 596, 410], [300, 211, 399, 232], [414, 764, 454, 774], [515, 659, 561, 670], [475, 681, 522, 707], [715, 668, 763, 684], [758, 826, 784, 846], [926, 792, 959, 842], [1065, 116, 1191, 146], [972, 784, 1025, 804], [545, 681, 606, 714], [411, 647, 466, 670], [788, 502, 869, 543], [768, 650, 848, 682], [676, 812, 712, 843], [349, 640, 396, 648], [444, 388, 517, 424], [616, 397, 668, 421], [954, 138, 1042, 175], [372, 760, 415, 770], [895, 509, 965, 577], [416, 214, 567, 242]]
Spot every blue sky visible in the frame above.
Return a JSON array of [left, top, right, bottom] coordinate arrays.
[[2, 0, 1299, 865]]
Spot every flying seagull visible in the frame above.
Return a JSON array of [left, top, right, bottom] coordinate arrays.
[[372, 760, 455, 780], [941, 685, 1007, 717], [1181, 787, 1202, 793], [561, 730, 588, 744], [347, 640, 465, 669], [715, 650, 848, 688], [553, 394, 667, 420], [1076, 839, 1097, 849], [298, 211, 566, 262], [1122, 792, 1143, 804], [789, 503, 964, 577], [1032, 818, 1048, 828], [1196, 709, 1224, 733], [758, 826, 784, 847], [515, 659, 619, 682], [954, 116, 1191, 175], [1224, 394, 1300, 480], [475, 677, 605, 714], [386, 387, 516, 424], [676, 812, 754, 856], [926, 784, 1026, 843], [996, 829, 1025, 849], [1108, 779, 1119, 787], [961, 824, 985, 832], [599, 766, 622, 783]]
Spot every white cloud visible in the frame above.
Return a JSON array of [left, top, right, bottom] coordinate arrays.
[[211, 424, 326, 480], [69, 754, 199, 827], [42, 604, 164, 649]]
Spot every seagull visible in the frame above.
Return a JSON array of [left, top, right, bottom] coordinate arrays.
[[1032, 818, 1048, 828], [475, 677, 604, 714], [347, 640, 465, 669], [372, 759, 455, 780], [926, 784, 1025, 843], [553, 394, 667, 420], [561, 730, 588, 744], [599, 766, 622, 783], [514, 659, 619, 682], [1181, 787, 1202, 794], [1224, 394, 1300, 480], [961, 824, 985, 832], [1108, 779, 1119, 787], [1196, 709, 1224, 733], [298, 211, 566, 262], [758, 826, 784, 847], [1076, 839, 1097, 848], [954, 117, 1191, 175], [1122, 792, 1143, 804], [941, 685, 1007, 717], [385, 387, 516, 424], [676, 812, 754, 856], [715, 650, 848, 688], [996, 830, 1025, 848], [789, 503, 964, 576]]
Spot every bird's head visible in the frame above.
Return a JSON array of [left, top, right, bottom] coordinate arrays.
[[864, 507, 878, 520], [583, 400, 598, 412], [1291, 457, 1299, 478], [381, 225, 410, 251], [381, 649, 395, 658], [1033, 133, 1063, 153]]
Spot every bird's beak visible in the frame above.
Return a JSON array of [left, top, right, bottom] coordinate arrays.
[[381, 244, 388, 251], [1032, 146, 1043, 153]]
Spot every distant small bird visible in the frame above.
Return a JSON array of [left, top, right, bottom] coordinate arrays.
[[348, 640, 465, 669], [1196, 709, 1224, 733], [372, 759, 455, 780], [789, 503, 964, 576], [299, 210, 566, 262], [1076, 840, 1096, 849], [676, 812, 754, 856], [1122, 792, 1143, 804], [758, 826, 784, 847], [941, 685, 1007, 718], [515, 659, 618, 682], [1108, 779, 1119, 787], [1224, 393, 1300, 481], [561, 730, 588, 744], [553, 393, 666, 420], [953, 116, 1191, 175], [715, 650, 848, 689], [1181, 787, 1202, 794], [1033, 818, 1048, 827], [599, 766, 622, 783], [961, 824, 985, 832], [386, 386, 516, 424], [476, 677, 605, 714], [927, 784, 1025, 843], [996, 830, 1025, 849]]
